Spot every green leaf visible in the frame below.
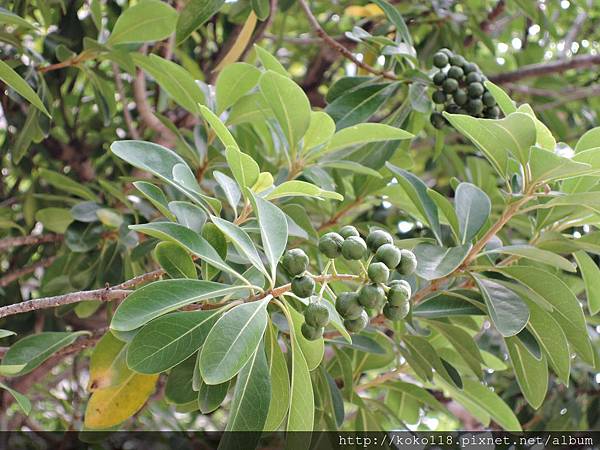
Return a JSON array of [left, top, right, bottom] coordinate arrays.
[[386, 381, 446, 414], [386, 163, 442, 244], [288, 304, 324, 371], [370, 0, 412, 45], [287, 310, 314, 431], [0, 382, 32, 415], [1, 331, 89, 376], [413, 291, 485, 318], [127, 309, 221, 374], [266, 180, 343, 201], [111, 279, 246, 331], [575, 127, 600, 152], [402, 335, 461, 388], [224, 145, 260, 190], [413, 243, 471, 280], [214, 171, 241, 214], [168, 201, 208, 232], [211, 216, 269, 279], [427, 189, 460, 241], [484, 244, 576, 272], [251, 0, 270, 20], [130, 222, 243, 283], [35, 207, 73, 233], [517, 104, 556, 150], [461, 379, 522, 431], [247, 191, 288, 282], [165, 356, 197, 404], [483, 81, 517, 116], [154, 241, 197, 279], [259, 70, 311, 153], [325, 83, 392, 130], [216, 63, 261, 114], [322, 123, 413, 155], [498, 266, 594, 363], [107, 0, 177, 45], [318, 161, 383, 178], [0, 60, 50, 117], [199, 105, 238, 148], [132, 54, 204, 114], [473, 276, 529, 337], [428, 321, 483, 378], [573, 251, 600, 315], [455, 182, 491, 244], [0, 7, 35, 29], [198, 379, 229, 413], [529, 146, 592, 184], [505, 336, 548, 409], [39, 168, 97, 201], [176, 0, 225, 44], [224, 340, 270, 431], [0, 329, 16, 339], [200, 297, 270, 384], [254, 45, 290, 77], [264, 322, 290, 430], [303, 111, 335, 153]]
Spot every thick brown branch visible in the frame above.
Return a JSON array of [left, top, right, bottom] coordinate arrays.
[[489, 54, 600, 84], [0, 234, 63, 251]]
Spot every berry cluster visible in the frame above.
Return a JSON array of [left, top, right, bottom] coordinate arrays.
[[429, 48, 500, 129]]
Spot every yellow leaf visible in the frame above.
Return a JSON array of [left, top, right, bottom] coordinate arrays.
[[363, 4, 384, 16], [214, 12, 257, 73], [345, 5, 366, 17], [345, 4, 383, 17], [87, 332, 131, 392], [252, 172, 274, 193], [84, 372, 158, 429]]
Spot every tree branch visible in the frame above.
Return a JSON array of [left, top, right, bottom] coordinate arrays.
[[0, 234, 63, 251], [296, 0, 398, 81], [0, 257, 57, 288], [489, 54, 600, 84]]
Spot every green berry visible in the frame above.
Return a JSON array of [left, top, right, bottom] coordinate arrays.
[[439, 48, 453, 57], [281, 248, 309, 277], [375, 243, 402, 269], [291, 275, 315, 298], [463, 62, 478, 74], [453, 89, 468, 106], [301, 322, 323, 341], [368, 262, 389, 283], [468, 82, 484, 98], [366, 229, 393, 252], [430, 112, 445, 129], [432, 52, 449, 68], [432, 90, 446, 104], [432, 71, 446, 86], [449, 54, 465, 67], [339, 225, 359, 238], [442, 78, 458, 93], [358, 284, 385, 308], [344, 310, 369, 333], [397, 250, 417, 275], [467, 98, 484, 115], [341, 236, 368, 260], [388, 282, 411, 306], [445, 103, 460, 114], [335, 292, 363, 320], [482, 91, 496, 107], [318, 232, 344, 259], [447, 66, 463, 79], [465, 72, 482, 84], [383, 303, 409, 321], [485, 106, 500, 119], [304, 303, 329, 327]]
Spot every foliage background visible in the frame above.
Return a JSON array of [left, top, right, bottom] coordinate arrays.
[[1, 0, 600, 433]]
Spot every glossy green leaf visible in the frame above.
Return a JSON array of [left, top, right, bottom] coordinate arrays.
[[0, 7, 35, 29], [413, 243, 471, 280], [0, 382, 32, 415], [168, 201, 208, 233], [288, 304, 324, 371], [573, 251, 600, 315], [575, 127, 600, 152], [455, 182, 490, 244], [483, 81, 516, 116], [505, 336, 548, 409], [35, 207, 73, 233], [224, 145, 260, 190], [529, 146, 592, 184], [165, 356, 197, 404], [461, 378, 522, 431], [482, 244, 576, 272], [428, 321, 483, 378], [0, 329, 16, 339], [266, 180, 343, 201], [254, 45, 289, 77], [371, 0, 412, 45], [214, 171, 241, 214], [323, 123, 413, 154], [0, 60, 50, 117], [287, 310, 314, 431], [107, 0, 176, 45], [413, 291, 484, 318], [216, 63, 261, 113], [198, 379, 229, 413], [133, 181, 175, 220], [264, 322, 290, 430], [176, 0, 225, 44], [303, 111, 335, 153], [325, 83, 392, 130], [154, 241, 197, 279], [427, 189, 460, 240], [39, 168, 97, 201]]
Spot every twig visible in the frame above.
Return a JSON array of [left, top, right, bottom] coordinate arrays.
[[112, 62, 140, 139], [0, 256, 57, 288], [0, 233, 63, 251], [464, 0, 506, 47], [561, 1, 590, 58], [296, 0, 398, 81], [318, 197, 364, 232]]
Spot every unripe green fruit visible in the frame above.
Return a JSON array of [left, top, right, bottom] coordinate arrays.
[[432, 71, 446, 86], [442, 78, 458, 93], [291, 275, 315, 298], [388, 283, 411, 306], [482, 91, 496, 107], [468, 82, 484, 98], [453, 89, 468, 106], [339, 225, 360, 238], [383, 303, 409, 321], [366, 229, 393, 252], [447, 66, 463, 79], [358, 283, 385, 308], [397, 250, 418, 275], [449, 54, 465, 67], [432, 90, 446, 104], [344, 310, 369, 333], [304, 303, 329, 327], [375, 243, 402, 269], [445, 103, 460, 114], [318, 232, 344, 258], [341, 236, 367, 260], [368, 262, 389, 283], [432, 52, 449, 68], [336, 292, 363, 320], [301, 322, 323, 341], [467, 99, 484, 115], [485, 106, 500, 119], [466, 72, 482, 84], [281, 248, 309, 277], [430, 112, 445, 129], [439, 48, 453, 57], [463, 62, 478, 74]]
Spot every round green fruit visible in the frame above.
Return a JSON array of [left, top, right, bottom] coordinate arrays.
[[432, 90, 446, 104], [447, 65, 464, 79], [453, 89, 468, 106], [304, 302, 329, 327], [341, 236, 367, 260], [358, 283, 385, 308], [485, 106, 500, 119], [445, 103, 460, 114], [301, 322, 323, 341], [344, 310, 369, 333], [439, 48, 453, 57], [463, 62, 478, 74], [432, 52, 449, 68], [281, 248, 309, 277], [383, 303, 409, 321], [291, 275, 315, 298], [442, 78, 458, 93], [366, 229, 393, 252], [375, 243, 402, 269], [368, 262, 389, 283], [432, 71, 446, 86], [430, 112, 445, 129], [335, 292, 363, 320], [318, 232, 344, 258], [397, 250, 418, 275], [388, 282, 411, 306], [482, 91, 496, 107], [449, 54, 465, 67], [467, 98, 484, 115], [468, 82, 484, 98], [465, 72, 482, 84], [339, 225, 360, 238]]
